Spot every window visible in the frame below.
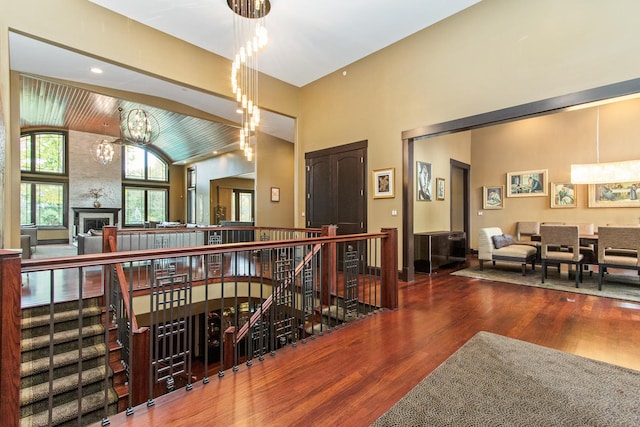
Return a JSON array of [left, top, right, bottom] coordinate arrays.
[[231, 189, 254, 222], [123, 145, 169, 226], [186, 167, 196, 224], [20, 131, 68, 227], [124, 145, 168, 181]]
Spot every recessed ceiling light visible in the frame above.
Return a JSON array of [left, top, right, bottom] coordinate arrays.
[[90, 67, 103, 74]]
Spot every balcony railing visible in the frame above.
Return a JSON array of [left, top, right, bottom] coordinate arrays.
[[1, 225, 397, 426]]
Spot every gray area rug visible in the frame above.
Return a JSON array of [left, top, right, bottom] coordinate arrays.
[[371, 331, 640, 426], [451, 264, 640, 302]]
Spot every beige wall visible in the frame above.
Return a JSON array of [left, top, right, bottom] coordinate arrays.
[[414, 132, 471, 233], [255, 134, 295, 227], [470, 98, 640, 248], [298, 0, 640, 264]]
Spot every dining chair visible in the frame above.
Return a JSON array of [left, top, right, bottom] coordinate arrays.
[[597, 226, 640, 290], [604, 224, 640, 258], [541, 225, 583, 287], [573, 223, 596, 273], [516, 221, 540, 244], [515, 221, 541, 261]]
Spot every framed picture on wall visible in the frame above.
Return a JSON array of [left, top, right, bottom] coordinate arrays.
[[483, 185, 504, 209], [271, 187, 280, 202], [550, 182, 577, 208], [436, 178, 445, 200], [416, 161, 432, 201], [372, 168, 394, 198], [588, 182, 640, 207], [506, 169, 548, 197]]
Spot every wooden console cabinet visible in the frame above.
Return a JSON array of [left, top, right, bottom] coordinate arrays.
[[414, 231, 466, 274]]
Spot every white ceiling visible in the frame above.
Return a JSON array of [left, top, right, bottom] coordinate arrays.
[[89, 0, 480, 87], [9, 0, 479, 161]]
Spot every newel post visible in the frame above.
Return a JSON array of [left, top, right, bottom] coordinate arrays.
[[223, 327, 236, 371], [0, 250, 22, 426], [102, 226, 118, 253], [321, 225, 337, 305], [381, 228, 398, 309], [131, 328, 151, 406]]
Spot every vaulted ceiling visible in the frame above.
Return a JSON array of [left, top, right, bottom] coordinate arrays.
[[11, 0, 480, 164]]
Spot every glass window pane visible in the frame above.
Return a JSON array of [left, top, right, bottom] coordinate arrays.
[[20, 183, 32, 225], [147, 190, 167, 222], [231, 193, 237, 221], [238, 192, 253, 222], [147, 152, 167, 181], [124, 145, 145, 179], [35, 133, 64, 173], [20, 135, 31, 171], [35, 183, 64, 226], [125, 188, 145, 224]]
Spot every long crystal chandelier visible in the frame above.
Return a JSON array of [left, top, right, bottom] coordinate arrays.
[[228, 0, 270, 161]]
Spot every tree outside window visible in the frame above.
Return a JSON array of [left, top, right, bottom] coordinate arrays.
[[20, 131, 68, 227], [123, 145, 169, 225]]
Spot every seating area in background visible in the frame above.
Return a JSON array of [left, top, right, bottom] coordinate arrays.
[[479, 221, 640, 291]]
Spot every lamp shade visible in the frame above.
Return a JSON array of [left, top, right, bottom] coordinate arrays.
[[571, 160, 640, 184]]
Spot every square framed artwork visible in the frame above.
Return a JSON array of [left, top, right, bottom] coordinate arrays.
[[506, 169, 548, 197], [483, 185, 504, 209], [550, 182, 577, 208], [588, 182, 640, 207], [372, 168, 394, 198], [436, 178, 445, 200], [416, 161, 432, 201], [271, 187, 280, 202]]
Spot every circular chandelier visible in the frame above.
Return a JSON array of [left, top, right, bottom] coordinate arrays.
[[228, 0, 270, 161], [93, 138, 115, 165], [119, 107, 160, 146]]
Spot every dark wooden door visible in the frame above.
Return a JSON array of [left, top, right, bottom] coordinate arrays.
[[305, 141, 366, 235]]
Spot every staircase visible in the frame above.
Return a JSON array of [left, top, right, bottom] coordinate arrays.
[[20, 299, 119, 426]]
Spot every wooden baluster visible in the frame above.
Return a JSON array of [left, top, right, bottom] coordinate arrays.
[[321, 225, 337, 306]]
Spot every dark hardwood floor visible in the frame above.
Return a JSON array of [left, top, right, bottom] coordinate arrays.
[[102, 260, 640, 427]]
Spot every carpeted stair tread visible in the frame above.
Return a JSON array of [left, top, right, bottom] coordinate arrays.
[[21, 343, 107, 378], [21, 299, 100, 320], [305, 322, 328, 334], [21, 324, 104, 353], [21, 306, 102, 330], [20, 389, 118, 427], [20, 365, 109, 406], [321, 305, 360, 322]]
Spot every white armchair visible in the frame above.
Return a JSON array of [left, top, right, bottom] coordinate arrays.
[[478, 227, 537, 276]]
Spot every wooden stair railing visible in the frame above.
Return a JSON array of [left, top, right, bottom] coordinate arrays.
[[232, 225, 399, 345], [234, 242, 323, 344]]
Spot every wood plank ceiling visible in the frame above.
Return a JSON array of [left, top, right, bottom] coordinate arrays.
[[19, 75, 241, 164]]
